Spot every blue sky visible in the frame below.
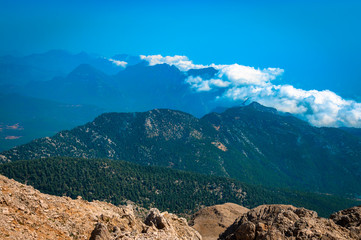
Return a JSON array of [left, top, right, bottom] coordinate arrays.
[[1, 0, 361, 100]]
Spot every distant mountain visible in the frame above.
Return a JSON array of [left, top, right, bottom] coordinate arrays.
[[2, 103, 361, 197], [340, 127, 361, 139], [187, 67, 218, 79], [111, 54, 143, 66], [0, 54, 232, 149], [16, 62, 224, 115], [0, 157, 359, 217], [0, 93, 103, 151], [20, 64, 126, 109], [113, 63, 225, 115], [0, 50, 124, 87]]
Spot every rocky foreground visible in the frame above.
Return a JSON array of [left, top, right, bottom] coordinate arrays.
[[1, 174, 361, 240], [0, 174, 201, 240], [219, 204, 361, 240]]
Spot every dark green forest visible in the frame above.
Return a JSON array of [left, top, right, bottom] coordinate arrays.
[[0, 157, 359, 217]]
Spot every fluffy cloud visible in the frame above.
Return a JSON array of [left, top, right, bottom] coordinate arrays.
[[216, 64, 284, 86], [141, 54, 361, 128], [108, 58, 127, 68], [140, 54, 283, 87], [140, 55, 206, 71], [224, 84, 361, 127], [185, 76, 231, 92]]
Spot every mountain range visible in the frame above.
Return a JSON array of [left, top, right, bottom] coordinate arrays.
[[0, 51, 226, 150], [2, 103, 361, 198]]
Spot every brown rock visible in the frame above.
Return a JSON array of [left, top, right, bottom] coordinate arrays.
[[89, 223, 111, 240], [219, 204, 355, 240], [190, 202, 249, 240], [330, 205, 361, 238], [0, 174, 201, 240], [145, 208, 169, 229]]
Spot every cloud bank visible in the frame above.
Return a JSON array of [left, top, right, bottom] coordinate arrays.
[[141, 55, 361, 128]]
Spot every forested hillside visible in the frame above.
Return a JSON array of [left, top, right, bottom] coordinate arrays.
[[0, 157, 359, 217], [2, 104, 361, 197]]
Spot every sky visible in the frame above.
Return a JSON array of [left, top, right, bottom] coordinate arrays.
[[1, 0, 361, 126]]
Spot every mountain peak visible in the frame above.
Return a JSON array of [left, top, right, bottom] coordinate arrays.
[[246, 101, 278, 113], [187, 67, 218, 79], [70, 63, 98, 74], [68, 64, 108, 79], [222, 102, 278, 116]]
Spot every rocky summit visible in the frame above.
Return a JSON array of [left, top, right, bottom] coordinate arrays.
[[0, 174, 201, 240], [219, 204, 361, 240]]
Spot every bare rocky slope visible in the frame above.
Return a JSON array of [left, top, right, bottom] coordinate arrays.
[[190, 203, 249, 240], [0, 174, 201, 240], [219, 204, 361, 240]]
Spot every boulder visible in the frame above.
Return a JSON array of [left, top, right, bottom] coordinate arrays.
[[219, 204, 354, 240]]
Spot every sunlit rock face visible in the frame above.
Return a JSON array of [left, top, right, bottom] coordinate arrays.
[[0, 174, 201, 240], [219, 204, 360, 240]]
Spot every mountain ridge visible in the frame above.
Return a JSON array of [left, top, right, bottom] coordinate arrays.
[[1, 103, 361, 197]]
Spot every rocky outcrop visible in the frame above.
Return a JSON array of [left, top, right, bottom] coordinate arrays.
[[330, 206, 361, 239], [2, 173, 360, 240], [190, 203, 249, 240], [89, 208, 202, 240], [0, 174, 201, 240], [219, 204, 356, 240]]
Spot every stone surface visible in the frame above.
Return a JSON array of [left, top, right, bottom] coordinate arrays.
[[0, 174, 201, 240], [189, 203, 249, 240], [219, 204, 356, 240], [330, 205, 361, 239]]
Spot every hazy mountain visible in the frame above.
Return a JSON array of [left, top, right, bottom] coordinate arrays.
[[0, 55, 231, 149], [111, 54, 143, 66], [113, 63, 226, 115], [0, 93, 103, 151], [5, 59, 226, 115], [340, 127, 361, 139], [20, 64, 126, 109], [187, 67, 218, 79], [0, 50, 123, 87], [2, 103, 361, 197]]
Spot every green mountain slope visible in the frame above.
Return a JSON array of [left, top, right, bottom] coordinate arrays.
[[0, 157, 358, 217], [2, 103, 361, 197]]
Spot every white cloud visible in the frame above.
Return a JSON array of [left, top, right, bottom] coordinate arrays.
[[210, 79, 232, 88], [141, 54, 361, 128], [140, 54, 283, 89], [108, 58, 127, 68], [216, 64, 283, 86], [186, 77, 231, 92], [225, 84, 361, 127], [140, 55, 206, 71]]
